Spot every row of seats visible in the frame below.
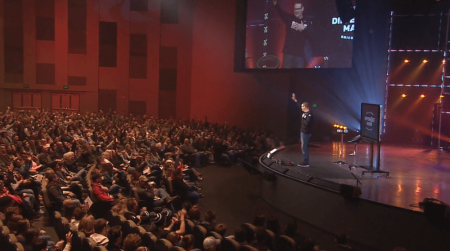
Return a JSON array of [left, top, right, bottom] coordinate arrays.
[[52, 208, 297, 251], [0, 219, 25, 251]]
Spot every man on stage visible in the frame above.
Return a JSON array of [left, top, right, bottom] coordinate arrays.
[[292, 93, 313, 167]]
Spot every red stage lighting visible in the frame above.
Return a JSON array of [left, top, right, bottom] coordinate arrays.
[[423, 59, 428, 63], [420, 94, 425, 98], [401, 94, 406, 98], [404, 59, 409, 63]]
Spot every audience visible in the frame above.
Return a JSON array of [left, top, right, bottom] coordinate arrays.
[[0, 108, 388, 251], [106, 225, 122, 251], [91, 218, 109, 246], [203, 236, 221, 251]]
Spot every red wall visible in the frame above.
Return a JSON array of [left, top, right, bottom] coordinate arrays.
[[0, 0, 288, 136], [191, 0, 289, 134]]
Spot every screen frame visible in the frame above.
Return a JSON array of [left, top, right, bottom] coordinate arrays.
[[234, 0, 358, 72], [360, 103, 381, 143]]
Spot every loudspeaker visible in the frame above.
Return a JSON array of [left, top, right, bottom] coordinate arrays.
[[421, 198, 450, 220], [335, 0, 355, 24], [340, 184, 361, 199]]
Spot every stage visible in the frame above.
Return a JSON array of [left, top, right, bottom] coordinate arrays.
[[264, 142, 450, 211]]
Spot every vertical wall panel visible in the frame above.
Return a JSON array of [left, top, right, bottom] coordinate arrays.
[[159, 47, 177, 69], [99, 22, 117, 67], [130, 0, 148, 11], [55, 0, 68, 88], [68, 0, 87, 54], [159, 46, 177, 118], [3, 0, 24, 83], [158, 90, 176, 119], [35, 0, 55, 41], [23, 0, 37, 86], [33, 93, 42, 108], [161, 0, 179, 24], [98, 89, 117, 113], [36, 63, 55, 85], [159, 69, 177, 91], [129, 34, 147, 79], [12, 93, 22, 108], [129, 100, 147, 116], [68, 76, 87, 86]]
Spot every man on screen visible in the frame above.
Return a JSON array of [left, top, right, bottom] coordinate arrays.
[[273, 0, 311, 68]]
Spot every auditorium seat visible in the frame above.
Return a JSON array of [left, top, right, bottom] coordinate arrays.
[[184, 219, 195, 235], [105, 210, 115, 224], [4, 234, 18, 251], [170, 246, 186, 251], [0, 226, 10, 243], [64, 222, 77, 236], [6, 233, 17, 244], [110, 214, 126, 227], [131, 226, 146, 236], [71, 230, 86, 251], [277, 235, 296, 251], [14, 242, 25, 251], [55, 217, 69, 241], [193, 225, 207, 250], [122, 220, 137, 238], [141, 232, 157, 251], [208, 231, 223, 240], [220, 238, 240, 251], [240, 223, 256, 244], [264, 229, 276, 251], [240, 245, 259, 251], [155, 238, 173, 251], [82, 237, 98, 251]]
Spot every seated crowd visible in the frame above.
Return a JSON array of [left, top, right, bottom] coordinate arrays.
[[0, 107, 284, 251], [0, 108, 408, 251]]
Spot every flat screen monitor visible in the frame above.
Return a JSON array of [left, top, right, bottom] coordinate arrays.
[[245, 0, 355, 69], [360, 103, 381, 142]]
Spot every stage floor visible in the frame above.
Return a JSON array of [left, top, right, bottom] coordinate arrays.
[[270, 142, 450, 211]]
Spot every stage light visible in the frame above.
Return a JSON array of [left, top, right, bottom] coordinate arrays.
[[420, 94, 425, 98], [404, 59, 409, 63], [401, 94, 406, 98], [423, 59, 428, 63], [443, 60, 446, 63], [440, 95, 444, 98]]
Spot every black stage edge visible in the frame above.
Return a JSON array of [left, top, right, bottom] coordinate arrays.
[[258, 144, 450, 251]]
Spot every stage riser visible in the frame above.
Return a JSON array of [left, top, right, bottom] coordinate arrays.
[[259, 173, 450, 251]]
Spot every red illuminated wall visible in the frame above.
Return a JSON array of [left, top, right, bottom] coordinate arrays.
[[191, 0, 289, 133], [0, 0, 289, 135]]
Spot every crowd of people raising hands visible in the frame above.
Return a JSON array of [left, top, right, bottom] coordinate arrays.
[[0, 107, 280, 251]]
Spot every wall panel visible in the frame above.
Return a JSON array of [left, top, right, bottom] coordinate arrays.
[[99, 21, 117, 67], [68, 0, 87, 54], [4, 0, 24, 83]]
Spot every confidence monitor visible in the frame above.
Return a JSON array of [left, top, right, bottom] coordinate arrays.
[[360, 103, 381, 142]]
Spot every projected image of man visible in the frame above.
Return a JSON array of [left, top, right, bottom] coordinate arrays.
[[273, 0, 311, 68], [292, 94, 313, 167]]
